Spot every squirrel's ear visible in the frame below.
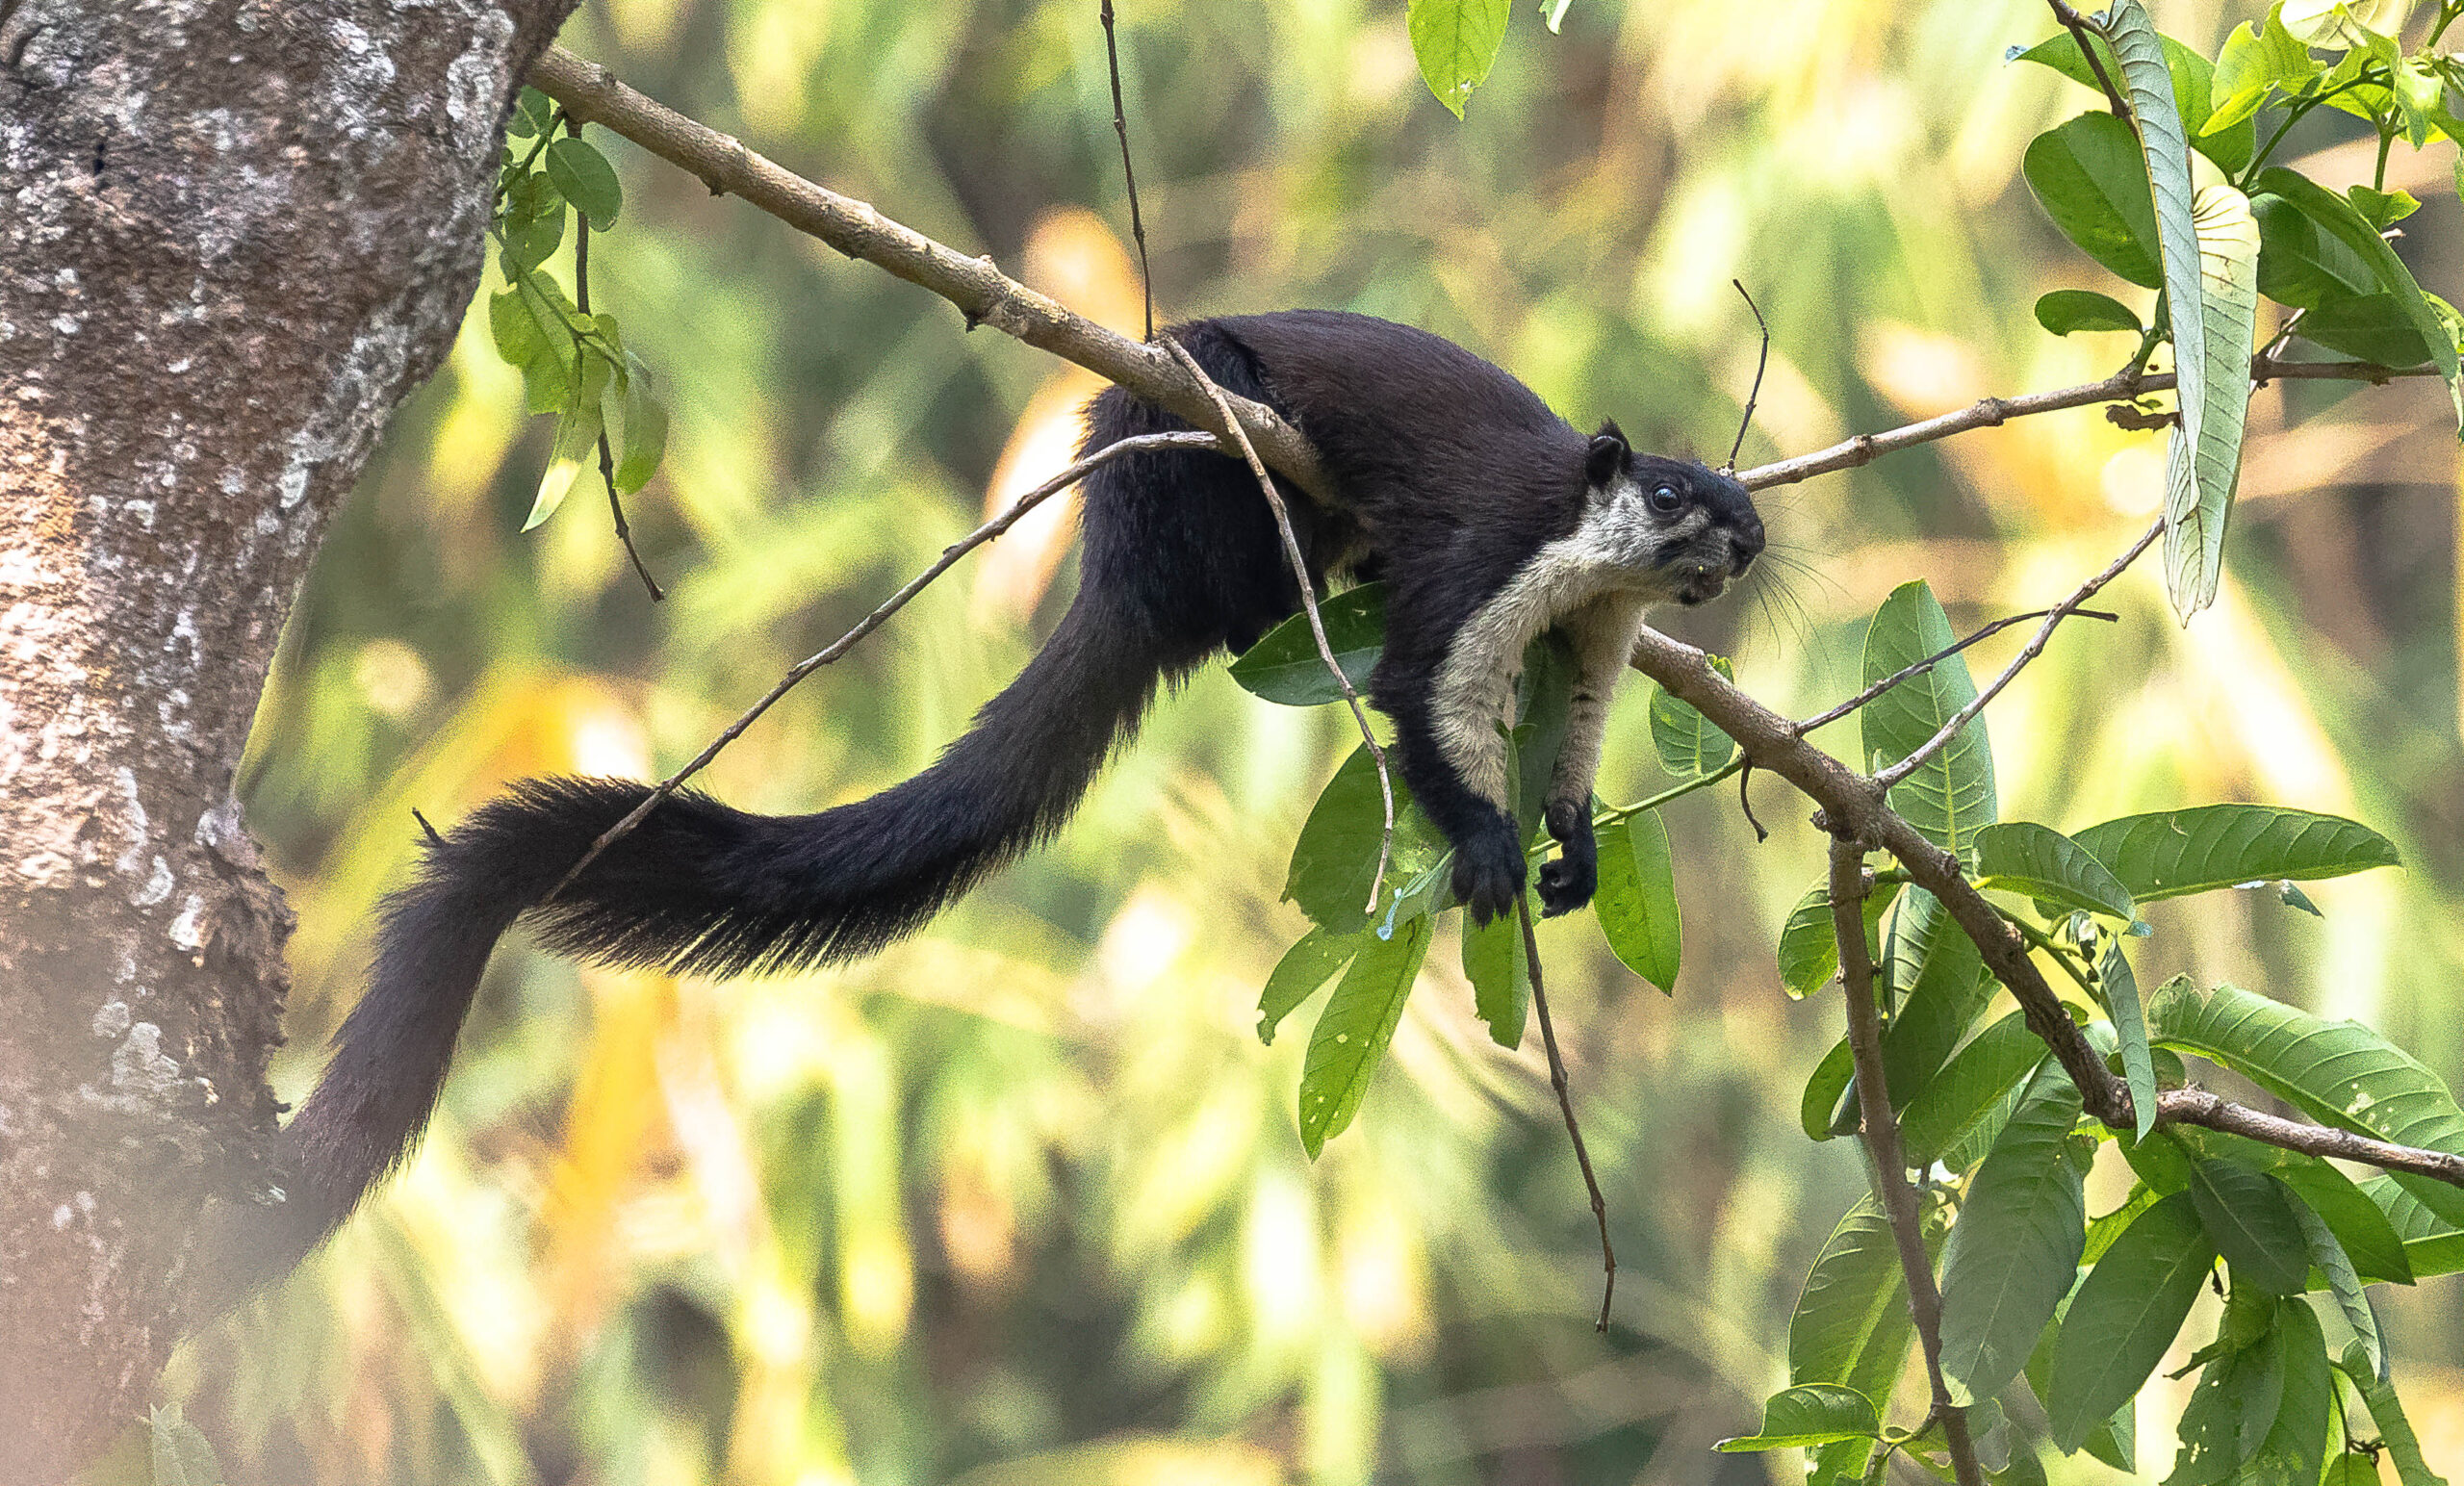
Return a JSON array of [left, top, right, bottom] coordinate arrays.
[[1586, 420, 1629, 487]]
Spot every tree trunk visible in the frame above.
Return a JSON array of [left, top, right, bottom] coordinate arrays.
[[0, 0, 574, 1475]]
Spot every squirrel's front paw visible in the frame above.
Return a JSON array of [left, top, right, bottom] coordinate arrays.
[[1537, 801, 1598, 916], [1451, 826, 1528, 926]]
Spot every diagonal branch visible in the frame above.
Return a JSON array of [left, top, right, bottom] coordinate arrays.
[[1830, 837, 1982, 1486]]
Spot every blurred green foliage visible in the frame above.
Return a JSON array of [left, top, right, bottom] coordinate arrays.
[[174, 0, 2464, 1481]]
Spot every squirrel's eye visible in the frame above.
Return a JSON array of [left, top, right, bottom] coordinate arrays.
[[1648, 484, 1683, 515]]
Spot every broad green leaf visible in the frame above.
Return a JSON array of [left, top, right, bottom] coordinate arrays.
[[1406, 0, 1511, 117], [610, 359, 668, 495], [1648, 654, 1737, 776], [507, 270, 583, 414], [509, 86, 555, 140], [2145, 980, 2464, 1228], [1594, 814, 1679, 992], [1712, 1384, 1881, 1452], [146, 1405, 223, 1486], [1880, 888, 1994, 1111], [524, 382, 607, 530], [2163, 184, 2260, 618], [2169, 1296, 2286, 1485], [1776, 879, 1893, 999], [1861, 580, 1996, 854], [1801, 1038, 1859, 1142], [2280, 0, 2412, 48], [1284, 745, 1441, 936], [1788, 1199, 1925, 1401], [2359, 1174, 2464, 1278], [2034, 288, 2143, 336], [2170, 1126, 2414, 1284], [2045, 1191, 2215, 1450], [2083, 1182, 2164, 1262], [498, 169, 567, 278], [2010, 28, 2253, 171], [2349, 183, 2425, 229], [2023, 112, 2165, 289], [1296, 914, 1431, 1157], [2257, 167, 2462, 428], [2246, 1300, 2333, 1486], [1971, 821, 2135, 921], [2254, 191, 2383, 308], [2031, 1220, 2144, 1471], [2299, 290, 2439, 367], [2101, 936, 2160, 1139], [1901, 1013, 2048, 1168], [2071, 805, 2398, 903], [1460, 898, 1529, 1048], [2291, 1196, 2385, 1381], [1229, 583, 1386, 705], [1260, 928, 1360, 1045], [2186, 1159, 2310, 1294], [2208, 8, 2322, 134], [2338, 1341, 2452, 1486], [545, 135, 622, 230], [1938, 1069, 2087, 1407]]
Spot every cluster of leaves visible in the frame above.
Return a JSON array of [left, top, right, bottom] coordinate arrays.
[[1232, 583, 1694, 1157], [485, 89, 669, 533], [1404, 0, 1578, 117], [1716, 579, 2458, 1483], [2017, 0, 2464, 618]]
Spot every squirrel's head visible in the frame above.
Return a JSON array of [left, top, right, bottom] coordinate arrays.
[[1579, 420, 1765, 606]]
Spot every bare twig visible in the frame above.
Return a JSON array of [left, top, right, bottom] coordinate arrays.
[[2048, 0, 2133, 120], [1517, 892, 1615, 1332], [1873, 517, 2163, 790], [570, 200, 664, 601], [2160, 1089, 2464, 1187], [1734, 356, 2434, 493], [1795, 606, 2118, 737], [545, 430, 1223, 898], [1830, 836, 1982, 1486], [1098, 0, 1153, 343], [1165, 338, 1395, 914], [527, 46, 1331, 503], [1723, 280, 1770, 474]]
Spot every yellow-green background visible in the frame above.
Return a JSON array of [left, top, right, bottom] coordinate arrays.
[[184, 0, 2464, 1479]]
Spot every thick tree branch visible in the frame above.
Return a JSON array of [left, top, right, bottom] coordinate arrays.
[[526, 47, 1330, 502], [1831, 839, 1981, 1486]]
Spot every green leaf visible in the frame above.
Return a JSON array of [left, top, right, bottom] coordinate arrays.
[[1260, 928, 1360, 1045], [2257, 166, 2463, 429], [2362, 1173, 2464, 1279], [509, 86, 556, 140], [2349, 183, 2424, 229], [2169, 1295, 2286, 1485], [1284, 744, 1438, 935], [2299, 289, 2439, 366], [2247, 1299, 2333, 1486], [609, 356, 668, 495], [502, 270, 584, 414], [2186, 1159, 2311, 1294], [1938, 1068, 2087, 1407], [1229, 584, 1387, 705], [524, 365, 608, 531], [2100, 936, 2160, 1140], [2023, 111, 2165, 289], [146, 1405, 223, 1486], [1801, 1038, 1859, 1142], [1712, 1384, 1881, 1452], [1460, 900, 1529, 1048], [2162, 184, 2260, 618], [1900, 1013, 2046, 1168], [1296, 914, 1431, 1157], [1776, 879, 1893, 1000], [2208, 9, 2321, 135], [2045, 1191, 2215, 1450], [1789, 1198, 1930, 1402], [2072, 805, 2398, 903], [1406, 0, 1511, 117], [1880, 887, 1994, 1112], [1648, 656, 1738, 775], [2145, 980, 2464, 1228], [2254, 191, 2385, 308], [1592, 814, 1680, 992], [2291, 1195, 2385, 1380], [1861, 580, 1996, 854], [2034, 288, 2143, 336], [1970, 821, 2135, 921], [2170, 1126, 2414, 1284], [497, 168, 567, 278], [545, 135, 622, 230], [2010, 27, 2253, 171], [2338, 1341, 2452, 1486]]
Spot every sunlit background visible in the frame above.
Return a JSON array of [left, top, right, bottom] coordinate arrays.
[[178, 0, 2464, 1480]]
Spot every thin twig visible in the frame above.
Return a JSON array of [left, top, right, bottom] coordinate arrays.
[[1874, 518, 2163, 790], [1166, 338, 1395, 915], [1736, 760, 1768, 842], [1723, 280, 1770, 474], [1517, 892, 1615, 1332], [2048, 0, 2133, 120], [570, 197, 665, 601], [2161, 1089, 2464, 1187], [1796, 607, 2118, 738], [1829, 836, 1983, 1486], [543, 430, 1223, 898], [1098, 0, 1152, 343]]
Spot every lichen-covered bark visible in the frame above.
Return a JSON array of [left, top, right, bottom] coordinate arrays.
[[0, 0, 574, 1474]]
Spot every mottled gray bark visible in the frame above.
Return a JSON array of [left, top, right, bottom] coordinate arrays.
[[0, 0, 574, 1475]]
